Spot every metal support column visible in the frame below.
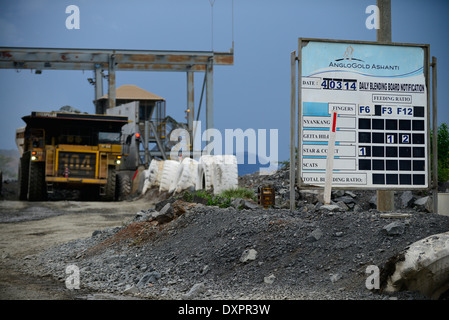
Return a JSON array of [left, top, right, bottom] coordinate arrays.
[[94, 65, 103, 114], [297, 42, 302, 188], [376, 0, 395, 211], [94, 65, 103, 101], [431, 57, 438, 213], [206, 59, 214, 155], [108, 54, 116, 110], [187, 71, 195, 152], [150, 121, 167, 160], [144, 118, 150, 167], [377, 0, 391, 43], [290, 51, 296, 211]]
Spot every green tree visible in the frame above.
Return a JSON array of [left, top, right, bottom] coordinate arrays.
[[431, 122, 449, 182]]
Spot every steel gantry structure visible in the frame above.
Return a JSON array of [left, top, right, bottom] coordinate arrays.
[[0, 47, 234, 147]]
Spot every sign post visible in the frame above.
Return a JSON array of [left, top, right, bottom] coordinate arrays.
[[290, 51, 297, 211], [431, 56, 438, 213], [377, 0, 394, 211]]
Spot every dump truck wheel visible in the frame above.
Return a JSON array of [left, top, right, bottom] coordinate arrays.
[[18, 156, 30, 200], [28, 162, 46, 201], [101, 166, 117, 201], [116, 173, 131, 201]]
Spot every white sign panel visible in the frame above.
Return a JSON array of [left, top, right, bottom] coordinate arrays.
[[299, 39, 429, 189]]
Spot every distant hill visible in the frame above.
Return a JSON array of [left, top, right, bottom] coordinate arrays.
[[236, 152, 278, 176], [0, 149, 20, 181]]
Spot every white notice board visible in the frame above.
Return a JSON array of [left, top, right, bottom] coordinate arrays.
[[298, 39, 430, 189]]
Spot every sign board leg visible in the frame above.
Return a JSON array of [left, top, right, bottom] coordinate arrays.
[[290, 51, 296, 211], [377, 190, 395, 211], [376, 0, 395, 212], [324, 112, 337, 205], [432, 56, 438, 213]]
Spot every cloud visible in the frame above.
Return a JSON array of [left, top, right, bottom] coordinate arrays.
[[91, 13, 119, 32], [0, 18, 22, 45], [14, 0, 51, 16]]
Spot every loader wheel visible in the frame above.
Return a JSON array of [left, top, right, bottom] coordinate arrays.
[[116, 173, 131, 201], [101, 166, 117, 201], [18, 155, 30, 200], [28, 161, 46, 201]]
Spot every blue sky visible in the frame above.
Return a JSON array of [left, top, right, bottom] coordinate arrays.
[[0, 0, 448, 165]]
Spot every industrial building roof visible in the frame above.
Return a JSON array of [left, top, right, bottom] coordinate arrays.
[[98, 84, 165, 101]]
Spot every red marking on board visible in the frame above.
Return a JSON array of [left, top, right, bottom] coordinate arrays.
[[1, 52, 12, 58], [332, 112, 337, 132]]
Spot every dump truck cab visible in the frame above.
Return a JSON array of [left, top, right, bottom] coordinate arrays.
[[17, 111, 128, 201]]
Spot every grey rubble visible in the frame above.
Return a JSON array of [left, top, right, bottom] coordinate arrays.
[[18, 166, 449, 300], [23, 195, 449, 300]]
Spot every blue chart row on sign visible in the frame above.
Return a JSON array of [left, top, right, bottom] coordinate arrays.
[[303, 158, 356, 170], [303, 116, 355, 129], [303, 130, 355, 142], [303, 145, 356, 157], [303, 102, 330, 116], [303, 102, 357, 116]]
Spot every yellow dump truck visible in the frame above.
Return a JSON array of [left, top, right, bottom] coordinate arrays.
[[16, 111, 129, 201]]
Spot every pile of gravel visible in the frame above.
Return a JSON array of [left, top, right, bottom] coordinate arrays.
[[22, 195, 449, 300]]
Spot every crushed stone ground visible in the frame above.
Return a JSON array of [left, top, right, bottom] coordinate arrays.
[[10, 167, 449, 300], [21, 196, 449, 300]]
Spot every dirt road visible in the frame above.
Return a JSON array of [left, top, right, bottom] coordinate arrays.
[[0, 199, 151, 299]]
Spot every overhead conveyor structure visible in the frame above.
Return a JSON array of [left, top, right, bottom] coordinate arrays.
[[0, 46, 234, 157], [2, 46, 237, 196]]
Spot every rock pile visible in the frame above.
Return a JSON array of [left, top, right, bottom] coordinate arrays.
[[238, 166, 439, 213], [15, 166, 449, 300], [22, 189, 449, 300]]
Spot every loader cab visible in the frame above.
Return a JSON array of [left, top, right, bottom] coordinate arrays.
[[28, 128, 44, 150]]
